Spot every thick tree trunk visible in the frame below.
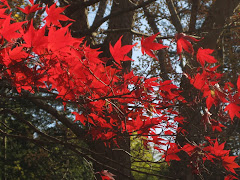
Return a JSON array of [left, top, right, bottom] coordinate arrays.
[[101, 0, 135, 73], [59, 0, 90, 40], [91, 1, 135, 179], [200, 0, 239, 49]]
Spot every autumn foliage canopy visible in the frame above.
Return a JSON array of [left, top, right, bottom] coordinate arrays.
[[0, 0, 240, 179]]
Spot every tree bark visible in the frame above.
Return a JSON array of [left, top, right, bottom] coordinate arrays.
[[91, 1, 135, 179], [200, 0, 239, 49], [59, 0, 90, 40], [189, 0, 200, 32]]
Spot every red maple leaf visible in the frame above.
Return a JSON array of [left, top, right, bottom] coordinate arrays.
[[163, 143, 181, 164], [0, 0, 10, 9], [18, 3, 42, 15], [22, 21, 47, 54], [44, 3, 74, 27], [28, 0, 34, 5], [205, 90, 216, 110], [204, 140, 229, 162], [237, 75, 240, 92], [141, 32, 168, 59], [222, 156, 240, 174], [4, 46, 29, 65], [1, 46, 28, 66], [211, 140, 229, 157], [47, 24, 79, 52], [224, 94, 240, 121], [0, 8, 8, 20], [72, 112, 87, 125], [182, 143, 199, 156], [101, 170, 115, 180], [203, 139, 240, 174], [210, 119, 226, 132], [109, 36, 136, 64], [204, 86, 226, 110], [175, 33, 200, 56], [0, 16, 25, 42], [225, 102, 240, 121], [224, 174, 238, 180], [196, 48, 217, 66]]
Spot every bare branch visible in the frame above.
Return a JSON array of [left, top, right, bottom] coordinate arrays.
[[73, 0, 157, 37], [91, 0, 108, 29], [0, 109, 65, 143], [166, 0, 183, 33], [27, 96, 85, 138], [83, 0, 101, 7], [189, 0, 200, 32]]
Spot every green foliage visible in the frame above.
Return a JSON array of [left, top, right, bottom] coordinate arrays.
[[131, 137, 169, 180], [0, 96, 94, 179]]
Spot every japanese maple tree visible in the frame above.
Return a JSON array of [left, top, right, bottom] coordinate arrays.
[[0, 0, 239, 179]]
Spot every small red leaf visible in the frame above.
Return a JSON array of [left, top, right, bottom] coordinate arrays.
[[0, 16, 25, 42], [141, 32, 168, 59], [225, 103, 240, 121], [44, 3, 74, 27], [72, 112, 87, 125], [109, 36, 136, 64], [222, 156, 240, 174], [17, 3, 42, 15], [175, 33, 200, 56], [237, 75, 240, 91], [162, 143, 180, 165], [224, 174, 238, 180], [101, 170, 115, 180], [197, 48, 217, 66]]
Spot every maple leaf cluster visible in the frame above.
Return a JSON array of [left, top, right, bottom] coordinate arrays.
[[0, 0, 239, 179]]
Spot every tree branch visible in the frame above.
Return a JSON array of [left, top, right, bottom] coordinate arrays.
[[189, 0, 200, 32], [91, 0, 108, 29], [83, 0, 101, 7], [73, 0, 157, 37], [166, 0, 183, 33], [97, 24, 240, 39], [27, 96, 85, 138]]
